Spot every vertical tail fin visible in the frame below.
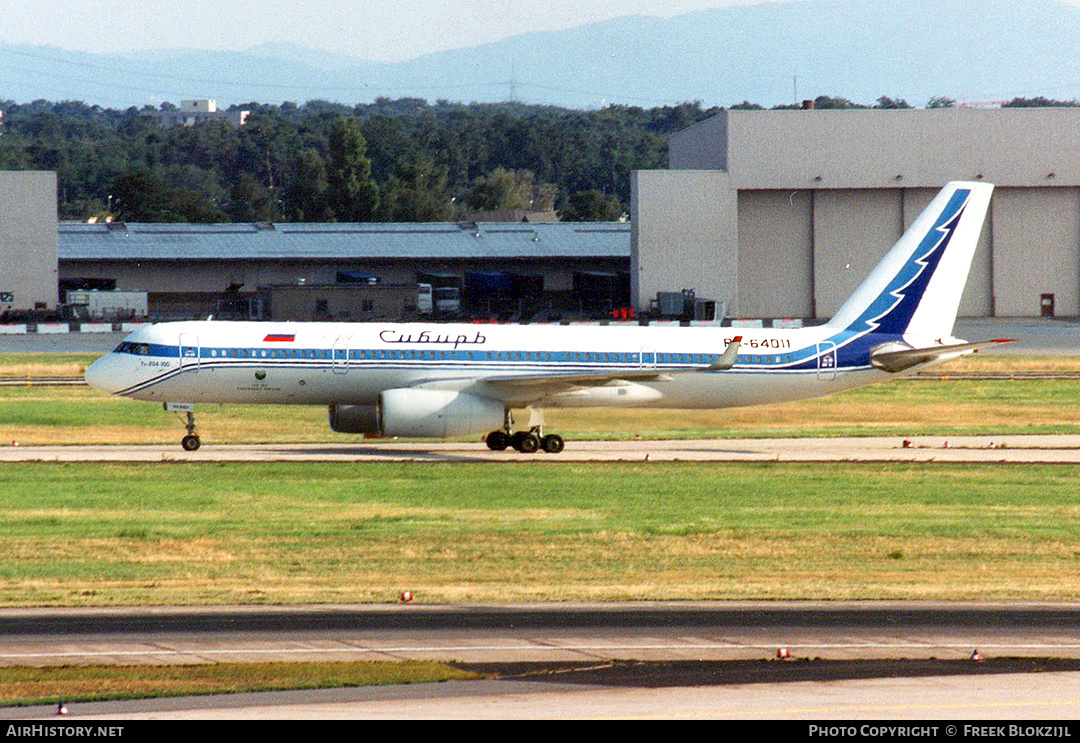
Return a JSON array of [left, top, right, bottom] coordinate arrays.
[[826, 181, 993, 339]]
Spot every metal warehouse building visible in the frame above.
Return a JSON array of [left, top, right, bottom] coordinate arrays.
[[57, 221, 630, 321], [633, 107, 1080, 321]]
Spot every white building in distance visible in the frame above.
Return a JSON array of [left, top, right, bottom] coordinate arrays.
[[157, 100, 250, 128]]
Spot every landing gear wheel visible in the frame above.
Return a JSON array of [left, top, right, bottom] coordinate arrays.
[[512, 431, 540, 453], [485, 430, 510, 451], [176, 409, 200, 451], [540, 434, 565, 454]]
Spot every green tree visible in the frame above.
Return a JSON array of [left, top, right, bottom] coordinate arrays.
[[285, 148, 333, 222], [466, 168, 554, 213], [813, 95, 865, 109], [380, 153, 454, 222], [926, 96, 956, 109], [326, 117, 379, 221], [1004, 97, 1080, 107], [110, 171, 177, 222], [158, 164, 227, 222], [874, 96, 912, 109], [0, 96, 723, 223], [228, 173, 279, 222], [560, 190, 623, 222], [237, 109, 294, 193]]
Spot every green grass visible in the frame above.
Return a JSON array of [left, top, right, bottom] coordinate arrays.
[[4, 461, 1080, 606], [5, 374, 1080, 445], [7, 352, 1080, 445], [4, 351, 1080, 606], [0, 661, 480, 707]]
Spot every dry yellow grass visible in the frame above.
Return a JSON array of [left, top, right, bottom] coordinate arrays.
[[9, 529, 1079, 606], [0, 355, 95, 379], [937, 353, 1080, 373], [0, 662, 480, 706]]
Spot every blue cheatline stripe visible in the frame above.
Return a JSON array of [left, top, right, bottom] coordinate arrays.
[[111, 348, 879, 398], [116, 345, 829, 372]]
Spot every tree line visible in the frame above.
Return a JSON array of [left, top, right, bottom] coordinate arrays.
[[0, 94, 1073, 223], [0, 97, 719, 223]]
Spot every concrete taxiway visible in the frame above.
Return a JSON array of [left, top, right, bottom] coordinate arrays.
[[45, 671, 1080, 720], [5, 603, 1080, 719], [4, 602, 1080, 668], [4, 435, 1080, 463]]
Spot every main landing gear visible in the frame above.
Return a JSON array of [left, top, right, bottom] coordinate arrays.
[[486, 408, 563, 453], [490, 406, 565, 453], [485, 427, 565, 454]]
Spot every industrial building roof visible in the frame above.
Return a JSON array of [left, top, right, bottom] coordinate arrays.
[[58, 221, 630, 262]]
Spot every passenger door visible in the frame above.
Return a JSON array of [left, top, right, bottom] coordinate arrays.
[[816, 341, 837, 380], [179, 333, 200, 373]]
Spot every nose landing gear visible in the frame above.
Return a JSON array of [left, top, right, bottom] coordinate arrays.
[[181, 411, 201, 451], [165, 403, 201, 451]]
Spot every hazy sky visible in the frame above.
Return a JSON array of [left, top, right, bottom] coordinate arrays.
[[2, 1, 793, 60]]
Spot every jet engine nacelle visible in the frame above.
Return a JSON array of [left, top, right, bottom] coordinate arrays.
[[379, 388, 504, 438], [328, 404, 380, 434]]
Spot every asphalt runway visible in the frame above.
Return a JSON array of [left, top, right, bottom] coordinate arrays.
[[5, 602, 1080, 719], [6, 435, 1080, 463]]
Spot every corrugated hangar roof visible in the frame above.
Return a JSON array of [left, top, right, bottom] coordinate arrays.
[[59, 222, 630, 261]]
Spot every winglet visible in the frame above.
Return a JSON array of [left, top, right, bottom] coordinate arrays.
[[706, 336, 742, 371]]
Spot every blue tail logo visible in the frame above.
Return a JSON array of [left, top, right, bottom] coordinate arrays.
[[846, 188, 970, 338]]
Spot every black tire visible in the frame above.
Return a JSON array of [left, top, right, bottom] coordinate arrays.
[[540, 434, 565, 453], [513, 432, 539, 453], [485, 430, 510, 450], [181, 435, 201, 451]]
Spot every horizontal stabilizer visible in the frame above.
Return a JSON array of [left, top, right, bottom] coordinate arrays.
[[870, 339, 1015, 373]]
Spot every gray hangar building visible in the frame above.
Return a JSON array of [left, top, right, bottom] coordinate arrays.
[[0, 171, 58, 314], [632, 107, 1080, 321]]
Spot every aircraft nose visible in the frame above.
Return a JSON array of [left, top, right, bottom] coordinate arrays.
[[85, 353, 125, 395]]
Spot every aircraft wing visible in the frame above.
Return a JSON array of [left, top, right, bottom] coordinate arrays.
[[380, 336, 741, 397], [870, 339, 1015, 373], [478, 337, 742, 394]]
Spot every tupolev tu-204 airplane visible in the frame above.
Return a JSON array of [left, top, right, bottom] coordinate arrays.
[[87, 181, 1008, 453]]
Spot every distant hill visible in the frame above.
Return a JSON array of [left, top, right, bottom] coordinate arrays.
[[3, 0, 1080, 109]]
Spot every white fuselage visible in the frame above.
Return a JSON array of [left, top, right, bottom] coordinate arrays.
[[84, 181, 997, 447], [86, 319, 899, 411]]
